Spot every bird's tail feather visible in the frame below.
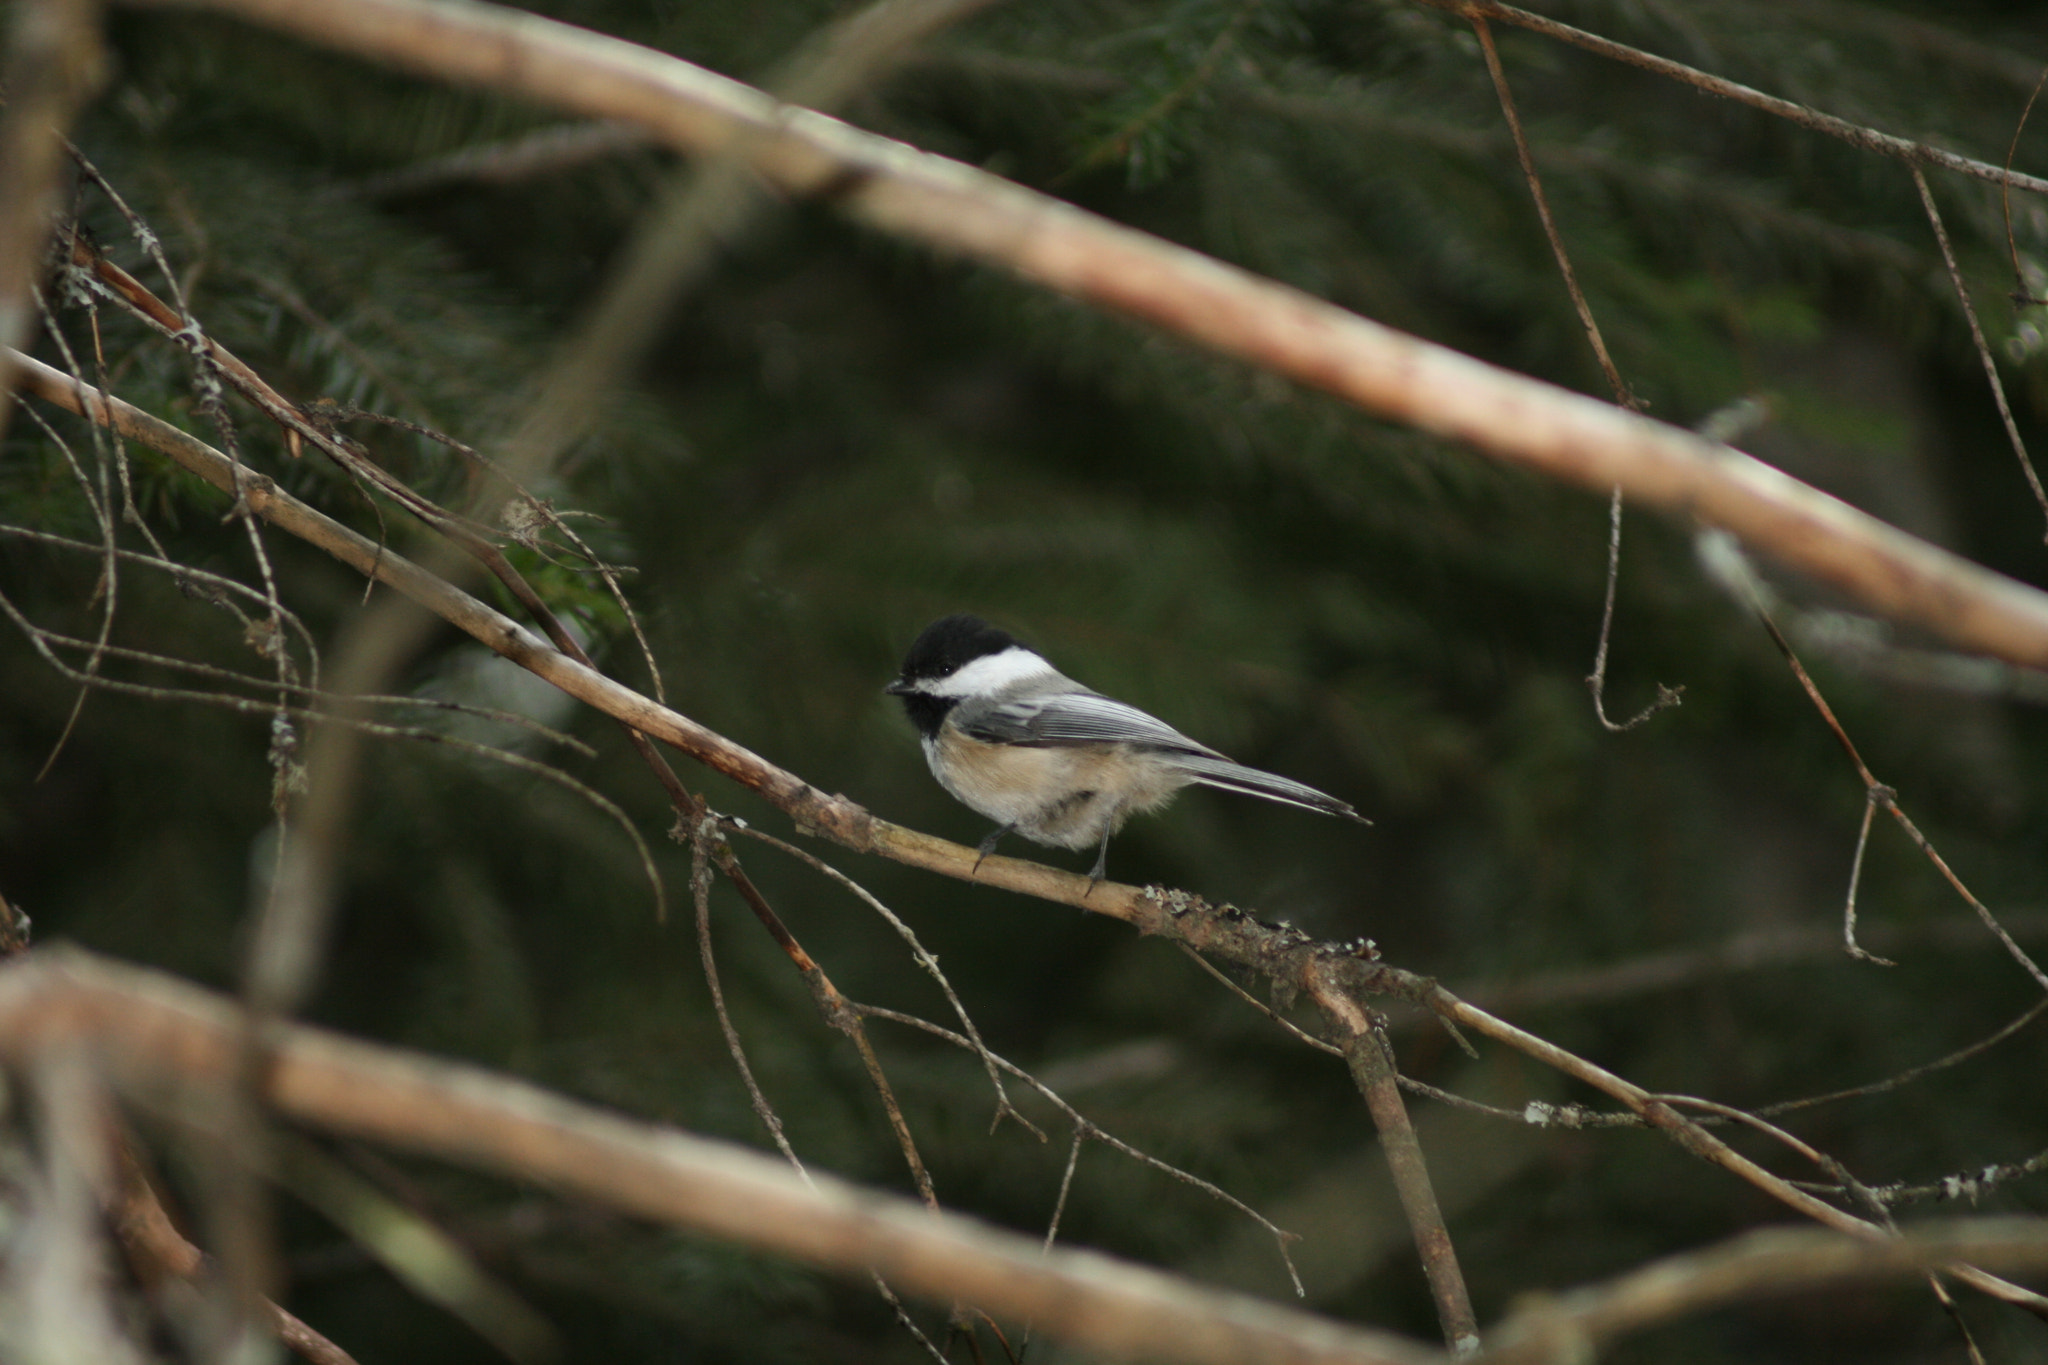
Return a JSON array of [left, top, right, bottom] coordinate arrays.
[[1171, 754, 1369, 824]]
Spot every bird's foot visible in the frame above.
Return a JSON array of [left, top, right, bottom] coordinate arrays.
[[972, 825, 1011, 878]]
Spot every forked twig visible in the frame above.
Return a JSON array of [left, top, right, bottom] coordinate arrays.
[[726, 820, 1042, 1139], [858, 1002, 1306, 1297], [1467, 13, 1681, 737]]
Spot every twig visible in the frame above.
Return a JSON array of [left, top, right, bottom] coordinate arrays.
[[0, 578, 663, 916], [1651, 1094, 1829, 1169], [1838, 1147, 2048, 1209], [1470, 16, 1630, 410], [857, 1002, 1306, 1295], [1760, 998, 2048, 1119], [269, 1135, 556, 1363], [690, 826, 807, 1174], [1752, 608, 2048, 995], [1910, 162, 2048, 535], [1453, 911, 2048, 1017], [1841, 785, 1897, 965], [1585, 488, 1686, 733], [14, 386, 121, 780], [1431, 0, 2048, 198], [349, 120, 652, 199], [687, 822, 951, 1364], [1407, 970, 2048, 1314], [726, 820, 1041, 1139], [2001, 63, 2048, 305], [1178, 943, 1343, 1056], [1466, 14, 1681, 737]]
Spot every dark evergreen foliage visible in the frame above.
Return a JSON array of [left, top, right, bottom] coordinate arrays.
[[5, 0, 2048, 1359]]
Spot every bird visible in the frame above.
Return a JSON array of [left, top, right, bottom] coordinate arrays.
[[885, 614, 1367, 885]]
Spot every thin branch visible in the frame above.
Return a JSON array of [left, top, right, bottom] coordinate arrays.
[[2002, 63, 2048, 305], [1650, 1093, 1829, 1169], [1179, 944, 1343, 1057], [349, 120, 653, 199], [1405, 968, 2048, 1314], [0, 523, 324, 687], [1470, 16, 1631, 409], [1467, 14, 1680, 738], [108, 1137, 363, 1365], [269, 1135, 555, 1363], [727, 820, 1040, 1138], [1428, 0, 2048, 198], [0, 579, 663, 922], [857, 1002, 1306, 1295], [1477, 1218, 2048, 1364], [1760, 998, 2048, 1119], [1841, 785, 1896, 966], [1585, 489, 1686, 733], [1845, 1147, 2048, 1210], [1755, 608, 2048, 996], [1695, 529, 2048, 994], [1910, 162, 2048, 535], [1454, 911, 2048, 1017], [687, 824, 950, 1363]]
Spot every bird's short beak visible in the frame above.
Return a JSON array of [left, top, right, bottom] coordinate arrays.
[[883, 679, 913, 695]]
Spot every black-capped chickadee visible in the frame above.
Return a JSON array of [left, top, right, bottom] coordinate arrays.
[[885, 614, 1368, 884]]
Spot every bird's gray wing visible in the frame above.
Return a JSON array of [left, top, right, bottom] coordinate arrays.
[[960, 691, 1229, 758]]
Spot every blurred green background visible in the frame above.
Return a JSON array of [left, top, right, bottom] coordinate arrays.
[[5, 0, 2048, 1360]]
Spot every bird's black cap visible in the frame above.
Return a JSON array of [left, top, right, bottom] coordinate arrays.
[[885, 614, 1025, 692]]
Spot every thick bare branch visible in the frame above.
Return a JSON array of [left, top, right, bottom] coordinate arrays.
[[0, 948, 1440, 1365], [0, 0, 105, 434], [115, 0, 2048, 671], [1316, 982, 1478, 1356]]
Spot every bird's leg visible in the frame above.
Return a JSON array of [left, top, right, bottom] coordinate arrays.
[[1085, 826, 1113, 893], [973, 824, 1012, 877]]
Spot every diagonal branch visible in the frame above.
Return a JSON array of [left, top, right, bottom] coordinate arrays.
[[1313, 979, 1478, 1355], [1476, 1218, 2048, 1364], [115, 0, 2048, 671], [1429, 0, 2048, 198], [0, 947, 1442, 1365]]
